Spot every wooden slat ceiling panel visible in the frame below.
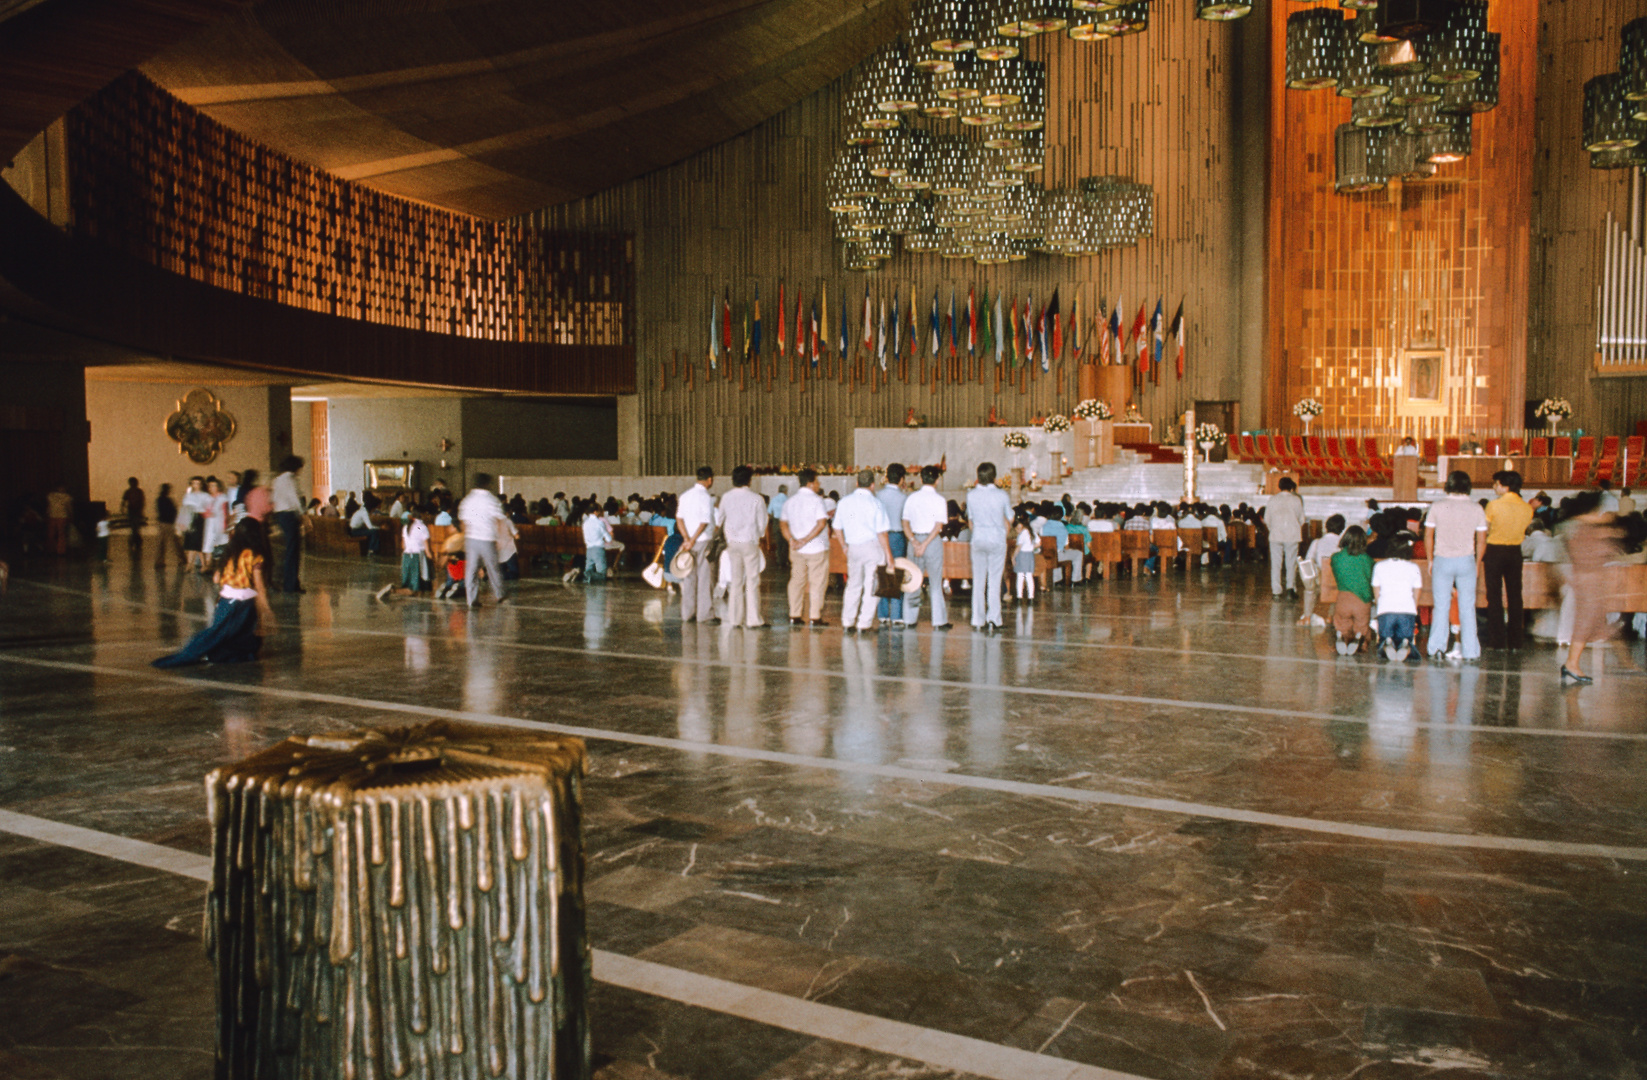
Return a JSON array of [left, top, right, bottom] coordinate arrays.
[[137, 0, 905, 218]]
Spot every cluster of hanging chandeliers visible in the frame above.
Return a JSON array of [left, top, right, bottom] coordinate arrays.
[[1582, 19, 1647, 169], [1283, 0, 1500, 194], [828, 0, 1157, 269]]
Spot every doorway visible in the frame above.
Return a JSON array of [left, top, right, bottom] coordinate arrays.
[[1194, 400, 1240, 462]]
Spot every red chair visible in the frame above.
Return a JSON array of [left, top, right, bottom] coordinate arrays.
[[1572, 458, 1594, 485], [1256, 434, 1276, 465], [1484, 437, 1502, 456], [1442, 435, 1461, 457], [1530, 436, 1549, 457], [1362, 438, 1389, 479], [1507, 436, 1525, 455], [1553, 436, 1572, 459], [1576, 435, 1596, 462], [1422, 437, 1440, 463]]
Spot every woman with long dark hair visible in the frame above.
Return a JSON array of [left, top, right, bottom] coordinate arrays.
[[153, 517, 275, 668]]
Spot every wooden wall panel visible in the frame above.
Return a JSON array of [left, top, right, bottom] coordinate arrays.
[[527, 7, 1255, 476], [1529, 0, 1647, 434], [1264, 0, 1536, 437]]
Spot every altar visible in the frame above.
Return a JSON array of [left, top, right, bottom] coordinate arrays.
[[855, 427, 1078, 491]]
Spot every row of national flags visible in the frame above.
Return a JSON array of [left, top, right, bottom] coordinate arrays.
[[707, 284, 1187, 382]]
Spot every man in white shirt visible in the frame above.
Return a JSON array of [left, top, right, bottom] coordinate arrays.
[[676, 467, 719, 624], [768, 484, 790, 570], [875, 464, 910, 626], [719, 466, 770, 628], [348, 503, 384, 556], [1393, 436, 1420, 457], [270, 455, 305, 593], [834, 470, 894, 633], [965, 462, 1013, 632], [458, 472, 512, 607], [780, 470, 832, 626], [581, 507, 613, 583], [901, 464, 951, 629], [1265, 477, 1306, 599]]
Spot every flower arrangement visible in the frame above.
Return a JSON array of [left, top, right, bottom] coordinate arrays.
[[1043, 414, 1072, 435], [1534, 397, 1573, 420], [1072, 399, 1112, 421], [1001, 430, 1031, 451], [1292, 398, 1324, 419], [1194, 422, 1227, 446]]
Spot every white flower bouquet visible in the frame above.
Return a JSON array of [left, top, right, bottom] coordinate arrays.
[[1292, 398, 1324, 419], [1534, 397, 1573, 420], [1002, 430, 1031, 451], [1072, 399, 1111, 421], [1194, 422, 1227, 446], [1043, 414, 1072, 435]]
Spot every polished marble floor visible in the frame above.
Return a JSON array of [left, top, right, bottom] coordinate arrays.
[[1, 546, 1645, 1080]]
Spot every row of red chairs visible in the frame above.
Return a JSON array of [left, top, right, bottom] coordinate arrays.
[[1238, 434, 1645, 486]]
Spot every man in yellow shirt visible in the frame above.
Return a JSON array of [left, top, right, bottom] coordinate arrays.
[[1483, 470, 1535, 650]]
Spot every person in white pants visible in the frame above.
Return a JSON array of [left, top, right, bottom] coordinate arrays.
[[1265, 477, 1306, 598], [833, 470, 893, 634], [966, 462, 1014, 633], [718, 465, 769, 628], [901, 464, 951, 629], [676, 467, 719, 624]]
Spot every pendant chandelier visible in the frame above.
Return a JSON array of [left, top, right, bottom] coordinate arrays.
[[1285, 1, 1502, 195], [1585, 19, 1647, 167]]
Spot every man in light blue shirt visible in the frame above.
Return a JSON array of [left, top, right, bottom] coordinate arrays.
[[768, 484, 789, 570], [965, 462, 1013, 632], [875, 464, 909, 626]]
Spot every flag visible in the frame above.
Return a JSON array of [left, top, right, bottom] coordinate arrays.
[[907, 286, 918, 358], [1150, 299, 1164, 380], [946, 289, 957, 358], [980, 286, 993, 361], [928, 289, 942, 357], [1024, 293, 1035, 364], [795, 288, 806, 359], [1010, 296, 1021, 365], [777, 282, 787, 356], [1071, 293, 1083, 361], [1132, 303, 1148, 371], [1097, 298, 1110, 366], [994, 291, 1004, 365], [838, 288, 849, 357], [722, 289, 732, 354], [752, 286, 763, 358], [818, 288, 828, 365], [742, 300, 750, 360], [877, 296, 888, 369], [1049, 288, 1062, 360], [891, 291, 900, 361], [967, 286, 977, 355], [861, 285, 873, 351], [1170, 301, 1185, 380], [1038, 300, 1050, 371], [810, 297, 820, 365], [708, 293, 719, 369], [1109, 297, 1123, 366]]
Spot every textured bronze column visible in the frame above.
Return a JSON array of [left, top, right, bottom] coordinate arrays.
[[206, 721, 590, 1080]]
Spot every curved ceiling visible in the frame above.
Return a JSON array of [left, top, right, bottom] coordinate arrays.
[[138, 0, 904, 219]]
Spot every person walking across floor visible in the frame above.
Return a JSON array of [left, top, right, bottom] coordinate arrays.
[[676, 467, 719, 624], [834, 470, 894, 634], [120, 477, 145, 555], [270, 456, 306, 593], [1424, 469, 1488, 661], [719, 465, 769, 628], [1482, 469, 1533, 650], [1266, 477, 1306, 599], [459, 473, 511, 607], [152, 483, 182, 569], [1560, 491, 1634, 684], [901, 464, 950, 630], [780, 469, 831, 627], [875, 463, 909, 626], [966, 462, 1013, 633]]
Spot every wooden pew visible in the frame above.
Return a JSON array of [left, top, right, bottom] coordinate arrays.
[[1086, 530, 1123, 579], [1316, 559, 1585, 613], [1120, 529, 1152, 575], [1177, 525, 1204, 567]]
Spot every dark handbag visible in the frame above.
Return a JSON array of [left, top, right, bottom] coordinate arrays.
[[874, 565, 904, 599], [702, 530, 727, 566]]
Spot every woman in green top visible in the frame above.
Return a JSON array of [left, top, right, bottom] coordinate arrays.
[[1331, 525, 1376, 656]]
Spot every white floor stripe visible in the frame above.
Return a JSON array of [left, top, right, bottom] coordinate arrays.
[[4, 655, 1645, 863], [20, 580, 1637, 741], [0, 808, 1145, 1080]]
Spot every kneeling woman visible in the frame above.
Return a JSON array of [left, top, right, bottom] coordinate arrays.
[[153, 519, 275, 667]]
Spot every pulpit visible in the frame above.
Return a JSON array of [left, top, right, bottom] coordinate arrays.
[[1393, 455, 1420, 501]]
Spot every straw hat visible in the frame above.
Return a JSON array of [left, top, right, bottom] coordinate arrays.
[[669, 549, 696, 578], [893, 556, 924, 594]]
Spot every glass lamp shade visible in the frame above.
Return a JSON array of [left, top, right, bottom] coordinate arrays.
[[1591, 142, 1647, 169], [1352, 93, 1406, 128], [1426, 0, 1488, 84], [1001, 60, 1046, 128], [867, 130, 911, 178], [1374, 0, 1457, 40], [1376, 36, 1429, 77], [1001, 127, 1045, 172], [1286, 8, 1348, 90], [1018, 1, 1070, 34], [866, 48, 922, 113], [858, 231, 897, 262], [1387, 71, 1441, 107], [1354, 9, 1399, 45], [848, 200, 888, 233], [932, 55, 983, 101], [827, 154, 878, 210], [912, 0, 977, 55], [980, 56, 1027, 106], [1623, 19, 1647, 102], [1383, 131, 1438, 180], [1335, 123, 1391, 192], [889, 129, 935, 189], [1043, 189, 1088, 252], [1069, 1, 1150, 40], [1339, 33, 1393, 98], [1196, 0, 1252, 21], [1419, 111, 1472, 162], [1400, 100, 1451, 135], [1584, 73, 1643, 152]]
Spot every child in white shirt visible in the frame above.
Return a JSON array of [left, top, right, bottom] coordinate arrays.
[[1371, 535, 1425, 662], [1012, 513, 1038, 600]]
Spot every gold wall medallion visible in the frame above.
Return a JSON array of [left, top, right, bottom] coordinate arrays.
[[164, 388, 237, 464]]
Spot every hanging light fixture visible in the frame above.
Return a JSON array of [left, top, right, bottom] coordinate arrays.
[[859, 232, 897, 262], [1584, 73, 1644, 152], [867, 129, 911, 178], [1354, 9, 1400, 46], [1420, 111, 1472, 162], [972, 0, 1021, 60], [980, 56, 1027, 106], [1387, 71, 1441, 108], [1018, 1, 1070, 35], [889, 129, 936, 190], [1286, 9, 1347, 90], [1338, 0, 1378, 11], [1383, 131, 1438, 180], [1335, 123, 1391, 192], [1592, 143, 1647, 170], [1196, 0, 1251, 22], [1401, 100, 1451, 135], [931, 136, 975, 195], [1068, 1, 1149, 40], [1425, 0, 1487, 84], [1375, 35, 1429, 78], [1374, 0, 1457, 41], [827, 153, 877, 211], [1043, 189, 1088, 253], [1623, 19, 1647, 104], [1352, 93, 1406, 128], [1001, 60, 1046, 129], [866, 47, 921, 114], [1002, 126, 1045, 173], [932, 53, 983, 102], [1338, 33, 1394, 99]]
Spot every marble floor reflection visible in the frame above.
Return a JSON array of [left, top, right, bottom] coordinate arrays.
[[2, 548, 1646, 1079]]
